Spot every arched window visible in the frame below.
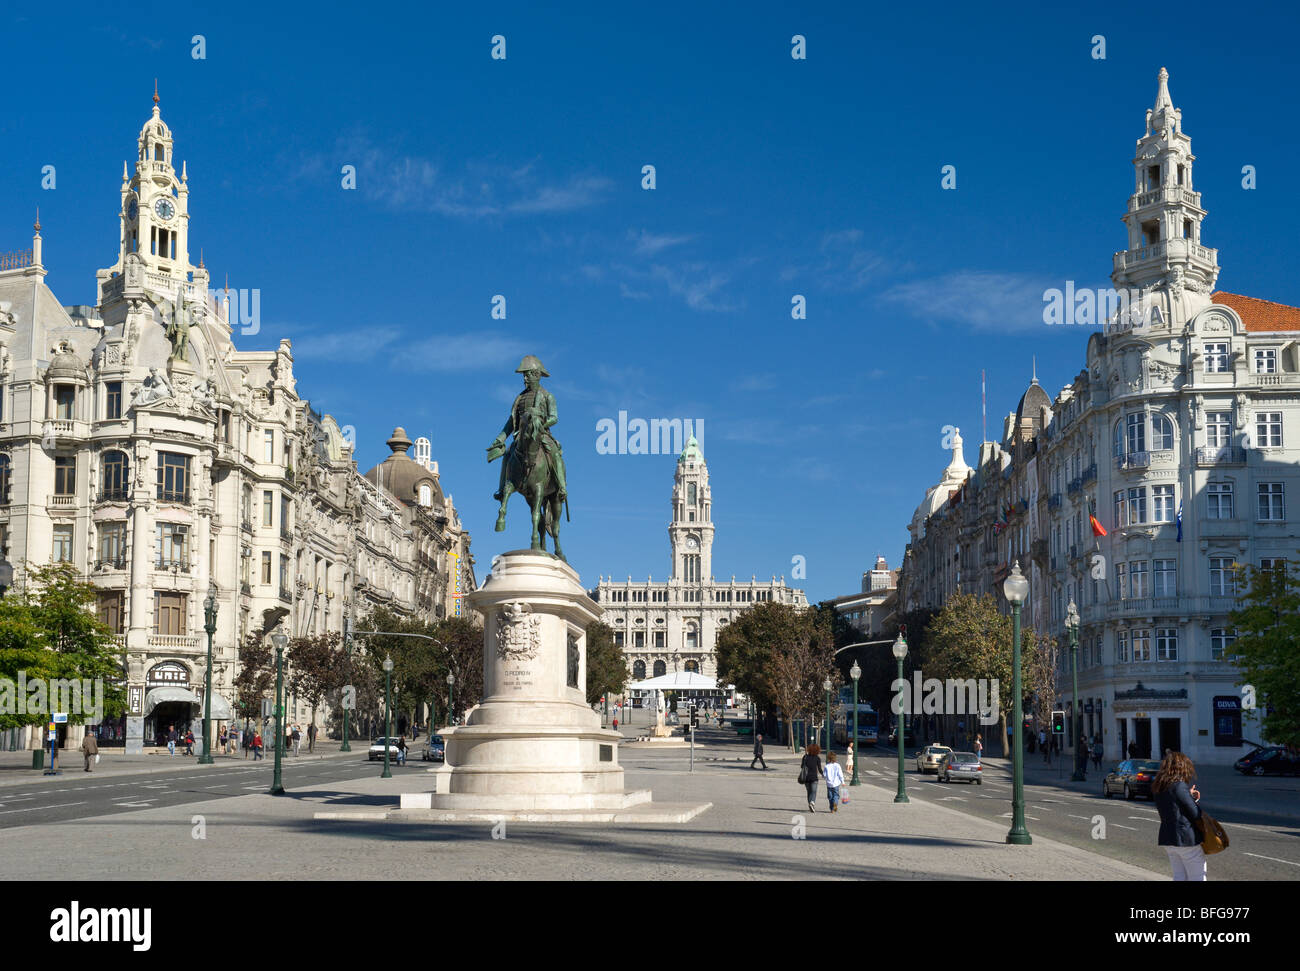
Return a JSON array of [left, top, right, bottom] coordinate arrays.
[[154, 144, 164, 161], [1151, 414, 1174, 451], [0, 454, 9, 504], [420, 484, 431, 506], [632, 660, 646, 680], [101, 450, 130, 500], [653, 659, 666, 678], [684, 659, 699, 673], [1113, 419, 1125, 458]]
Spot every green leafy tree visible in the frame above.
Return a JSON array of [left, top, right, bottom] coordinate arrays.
[[231, 632, 274, 730], [1230, 561, 1300, 747], [287, 631, 342, 727], [585, 620, 625, 705]]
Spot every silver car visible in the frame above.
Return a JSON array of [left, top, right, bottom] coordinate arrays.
[[939, 751, 983, 784], [915, 745, 953, 774]]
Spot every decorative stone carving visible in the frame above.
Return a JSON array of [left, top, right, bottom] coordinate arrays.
[[132, 366, 173, 407], [495, 601, 541, 661]]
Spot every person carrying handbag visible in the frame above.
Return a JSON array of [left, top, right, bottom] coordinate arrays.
[[798, 744, 822, 812], [1153, 751, 1215, 881]]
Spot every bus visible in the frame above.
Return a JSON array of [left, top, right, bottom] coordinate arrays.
[[834, 692, 879, 746]]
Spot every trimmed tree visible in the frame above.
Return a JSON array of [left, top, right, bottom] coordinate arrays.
[[1230, 560, 1300, 747], [585, 620, 625, 706]]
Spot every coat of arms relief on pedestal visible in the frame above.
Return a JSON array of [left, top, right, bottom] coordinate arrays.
[[495, 602, 541, 661]]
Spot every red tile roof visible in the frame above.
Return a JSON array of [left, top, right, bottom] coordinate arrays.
[[1211, 291, 1300, 333]]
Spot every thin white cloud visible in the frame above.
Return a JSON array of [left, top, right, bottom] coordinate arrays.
[[285, 326, 402, 360], [880, 270, 1053, 333], [630, 229, 695, 256], [401, 334, 530, 371]]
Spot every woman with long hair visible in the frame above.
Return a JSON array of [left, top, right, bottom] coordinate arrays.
[[1152, 751, 1206, 881], [800, 743, 822, 812]]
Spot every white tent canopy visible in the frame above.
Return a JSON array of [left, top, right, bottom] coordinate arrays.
[[142, 686, 233, 720], [626, 672, 719, 691]]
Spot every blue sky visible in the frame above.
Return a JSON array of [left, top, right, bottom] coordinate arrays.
[[4, 2, 1299, 602]]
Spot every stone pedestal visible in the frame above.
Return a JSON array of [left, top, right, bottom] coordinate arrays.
[[427, 551, 644, 812]]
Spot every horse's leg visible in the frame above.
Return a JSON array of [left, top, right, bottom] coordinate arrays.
[[495, 480, 514, 532], [529, 482, 543, 551], [550, 494, 565, 562]]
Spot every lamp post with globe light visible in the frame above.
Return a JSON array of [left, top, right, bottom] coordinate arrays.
[[381, 655, 395, 778], [198, 585, 218, 764], [1067, 600, 1085, 782], [892, 633, 909, 804], [1004, 561, 1032, 845], [270, 630, 288, 795], [447, 672, 455, 728], [849, 661, 862, 786], [823, 676, 834, 754]]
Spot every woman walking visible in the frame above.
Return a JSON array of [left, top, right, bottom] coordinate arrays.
[[1153, 751, 1207, 881], [974, 734, 983, 763], [800, 743, 822, 812], [824, 751, 845, 812]]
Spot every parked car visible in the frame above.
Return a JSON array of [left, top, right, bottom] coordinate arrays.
[[1234, 746, 1300, 777], [368, 737, 401, 762], [1102, 759, 1162, 799], [915, 744, 953, 774], [422, 734, 446, 762], [939, 751, 983, 784]]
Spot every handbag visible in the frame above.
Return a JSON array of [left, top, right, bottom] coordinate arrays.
[[797, 765, 809, 784], [1195, 810, 1229, 855]]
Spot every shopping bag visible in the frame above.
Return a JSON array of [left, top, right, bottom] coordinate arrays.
[[95, 754, 100, 764]]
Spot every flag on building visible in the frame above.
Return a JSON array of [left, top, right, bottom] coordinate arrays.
[[1089, 513, 1107, 537], [1176, 500, 1183, 542]]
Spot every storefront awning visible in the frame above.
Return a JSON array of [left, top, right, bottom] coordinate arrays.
[[208, 692, 233, 721], [143, 686, 201, 716]]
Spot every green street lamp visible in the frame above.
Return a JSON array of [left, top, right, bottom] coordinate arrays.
[[381, 655, 394, 779], [823, 676, 834, 754], [270, 630, 288, 795], [339, 615, 353, 752], [447, 671, 455, 727], [198, 585, 218, 764], [1067, 600, 1085, 782], [1004, 561, 1032, 845], [849, 661, 861, 786], [892, 634, 909, 803]]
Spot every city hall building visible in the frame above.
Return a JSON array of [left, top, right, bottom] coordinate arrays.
[[591, 437, 807, 681], [898, 70, 1300, 766]]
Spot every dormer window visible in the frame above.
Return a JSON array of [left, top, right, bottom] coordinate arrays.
[[420, 484, 431, 506], [1146, 165, 1160, 190], [154, 144, 165, 161], [54, 385, 75, 420], [1142, 220, 1160, 246]]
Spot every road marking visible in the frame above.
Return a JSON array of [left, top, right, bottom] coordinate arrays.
[[1243, 852, 1300, 867], [203, 784, 226, 789], [998, 812, 1040, 821], [1127, 817, 1155, 823], [1030, 805, 1054, 812], [0, 801, 86, 814], [113, 801, 155, 808], [1068, 814, 1092, 820], [939, 796, 967, 802], [1112, 824, 1138, 831], [1041, 799, 1066, 803]]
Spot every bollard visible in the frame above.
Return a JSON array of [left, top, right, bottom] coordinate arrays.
[[32, 749, 44, 769]]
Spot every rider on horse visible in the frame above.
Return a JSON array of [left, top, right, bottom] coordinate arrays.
[[489, 355, 567, 529]]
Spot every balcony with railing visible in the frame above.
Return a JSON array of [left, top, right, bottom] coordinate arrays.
[[240, 581, 251, 595], [241, 519, 253, 533], [279, 586, 292, 603], [1066, 478, 1082, 495], [95, 558, 127, 572], [1082, 462, 1097, 484], [1196, 446, 1246, 467], [147, 633, 201, 652], [98, 489, 130, 503], [1130, 186, 1202, 211], [157, 489, 191, 505], [1047, 493, 1061, 510], [1116, 451, 1150, 471], [156, 559, 191, 573]]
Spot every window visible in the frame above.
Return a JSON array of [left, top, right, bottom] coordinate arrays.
[[1155, 628, 1178, 661], [687, 482, 697, 505], [1209, 557, 1236, 597], [1254, 348, 1277, 374], [1152, 484, 1175, 523], [1126, 487, 1147, 525], [614, 632, 624, 648], [100, 450, 129, 500], [685, 628, 698, 650], [264, 429, 274, 463], [632, 660, 645, 679], [633, 632, 644, 648], [653, 659, 666, 677], [98, 521, 126, 567], [153, 592, 186, 635], [1132, 629, 1152, 662], [653, 631, 665, 648], [1255, 412, 1283, 448], [1130, 561, 1149, 599], [156, 523, 189, 570], [105, 382, 122, 420], [1113, 490, 1126, 528], [1204, 344, 1229, 373], [54, 456, 76, 496], [1151, 415, 1173, 452], [0, 454, 11, 503], [420, 484, 431, 506], [52, 524, 73, 563], [156, 452, 190, 502], [261, 551, 272, 584], [97, 592, 124, 633], [1116, 631, 1129, 663], [280, 495, 291, 533], [279, 554, 289, 591], [1207, 482, 1233, 519], [1153, 559, 1176, 597], [1115, 563, 1127, 600], [1206, 412, 1231, 448], [1113, 420, 1125, 459], [54, 385, 75, 420], [1258, 483, 1285, 521], [1260, 557, 1287, 571], [1126, 413, 1146, 455], [241, 486, 252, 525], [263, 490, 274, 527], [1210, 629, 1235, 661]]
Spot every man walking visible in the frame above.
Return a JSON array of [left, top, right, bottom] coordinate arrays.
[[167, 724, 177, 756], [307, 722, 317, 753], [80, 730, 98, 772], [750, 733, 768, 770]]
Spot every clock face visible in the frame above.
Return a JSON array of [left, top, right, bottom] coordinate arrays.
[[154, 197, 176, 221], [127, 198, 138, 221], [686, 537, 699, 551]]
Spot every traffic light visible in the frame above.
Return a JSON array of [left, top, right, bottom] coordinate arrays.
[[1052, 710, 1065, 734], [690, 706, 698, 728]]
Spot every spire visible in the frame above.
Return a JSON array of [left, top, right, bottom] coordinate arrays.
[[1154, 66, 1172, 111], [1031, 356, 1038, 386], [32, 207, 42, 266], [943, 426, 968, 479], [122, 160, 128, 182], [153, 78, 159, 105], [33, 206, 40, 233]]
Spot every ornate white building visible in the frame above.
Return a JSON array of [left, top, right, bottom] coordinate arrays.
[[0, 94, 473, 752], [898, 70, 1300, 765], [592, 437, 807, 680]]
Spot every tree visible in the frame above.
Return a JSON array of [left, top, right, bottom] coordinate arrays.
[[585, 620, 625, 705], [1230, 561, 1300, 747], [0, 563, 126, 731], [287, 631, 342, 727], [231, 632, 274, 729]]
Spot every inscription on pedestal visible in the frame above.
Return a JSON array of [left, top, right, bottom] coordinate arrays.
[[497, 602, 541, 692]]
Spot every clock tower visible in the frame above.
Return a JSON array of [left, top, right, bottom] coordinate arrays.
[[670, 435, 713, 583]]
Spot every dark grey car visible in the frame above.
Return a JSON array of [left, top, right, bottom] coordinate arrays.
[[939, 751, 983, 784]]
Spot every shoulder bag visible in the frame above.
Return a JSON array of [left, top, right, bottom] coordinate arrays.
[[1195, 810, 1229, 855]]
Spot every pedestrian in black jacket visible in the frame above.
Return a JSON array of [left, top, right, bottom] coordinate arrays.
[[1152, 751, 1206, 881], [800, 744, 822, 811], [750, 734, 767, 770]]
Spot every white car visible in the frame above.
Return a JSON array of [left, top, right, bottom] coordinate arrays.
[[368, 737, 402, 762], [915, 744, 953, 774]]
